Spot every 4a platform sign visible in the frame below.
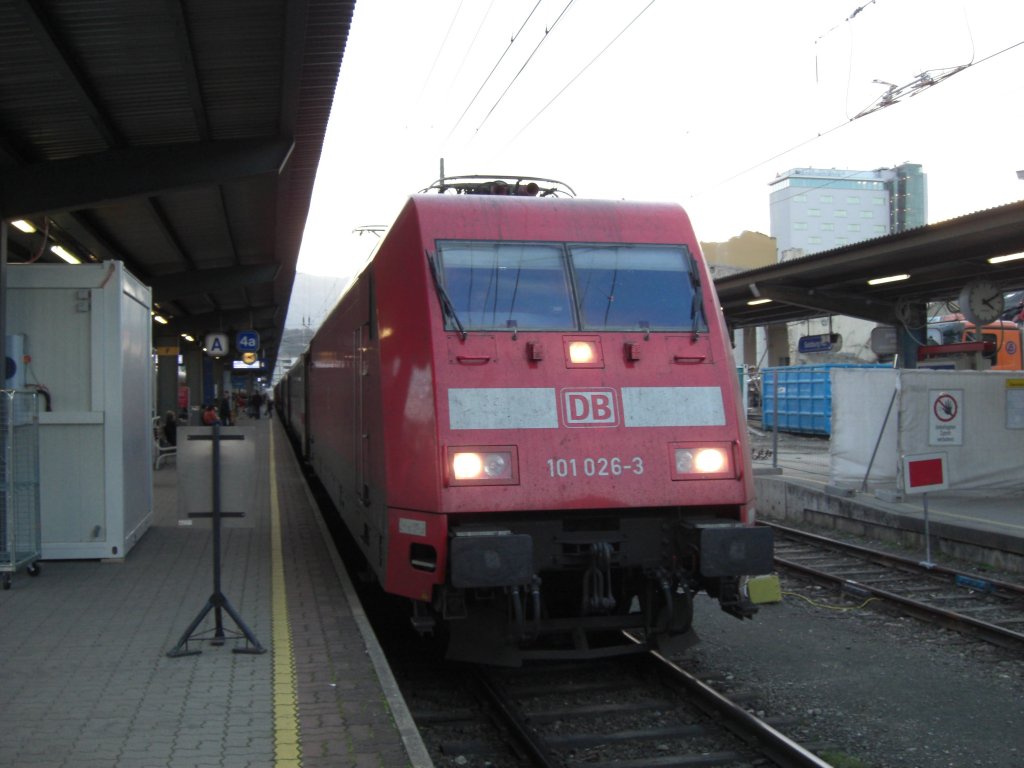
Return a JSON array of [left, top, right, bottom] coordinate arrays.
[[236, 330, 260, 354]]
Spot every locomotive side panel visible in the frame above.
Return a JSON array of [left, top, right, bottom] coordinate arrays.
[[307, 270, 391, 572], [372, 204, 443, 513], [284, 353, 308, 458], [370, 204, 451, 600]]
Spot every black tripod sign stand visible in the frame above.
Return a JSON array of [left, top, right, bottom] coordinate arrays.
[[167, 424, 266, 657]]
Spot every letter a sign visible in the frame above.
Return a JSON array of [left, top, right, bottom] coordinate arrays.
[[205, 332, 229, 358]]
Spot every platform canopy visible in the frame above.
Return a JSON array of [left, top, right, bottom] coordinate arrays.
[[715, 200, 1024, 329], [0, 0, 357, 377]]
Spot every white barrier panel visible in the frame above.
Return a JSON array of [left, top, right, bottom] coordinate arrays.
[[830, 368, 900, 486], [831, 369, 1024, 492]]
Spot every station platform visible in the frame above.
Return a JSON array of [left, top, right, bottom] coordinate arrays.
[[751, 428, 1024, 575], [0, 417, 433, 768]]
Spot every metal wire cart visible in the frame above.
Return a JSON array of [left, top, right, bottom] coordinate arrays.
[[0, 390, 41, 589]]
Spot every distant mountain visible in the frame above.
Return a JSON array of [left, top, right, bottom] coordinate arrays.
[[284, 271, 349, 330], [275, 327, 315, 374], [275, 272, 349, 372]]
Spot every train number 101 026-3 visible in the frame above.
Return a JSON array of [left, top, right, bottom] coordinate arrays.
[[546, 456, 644, 478]]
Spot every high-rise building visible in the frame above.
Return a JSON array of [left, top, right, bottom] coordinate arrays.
[[765, 163, 927, 365], [769, 163, 927, 258]]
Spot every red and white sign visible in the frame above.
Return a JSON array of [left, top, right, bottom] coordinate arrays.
[[560, 388, 619, 427], [903, 452, 948, 494], [928, 389, 962, 446]]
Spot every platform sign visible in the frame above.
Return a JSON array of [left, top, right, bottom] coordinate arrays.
[[903, 452, 948, 494], [870, 325, 898, 356], [236, 330, 260, 353], [928, 389, 963, 445], [797, 333, 842, 354], [1006, 379, 1024, 429], [204, 332, 229, 357]]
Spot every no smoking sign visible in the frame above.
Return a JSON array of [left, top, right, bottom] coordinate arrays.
[[928, 389, 963, 446]]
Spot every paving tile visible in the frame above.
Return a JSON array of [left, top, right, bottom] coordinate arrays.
[[0, 420, 426, 767]]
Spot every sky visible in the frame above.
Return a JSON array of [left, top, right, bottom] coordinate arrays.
[[286, 0, 1024, 327]]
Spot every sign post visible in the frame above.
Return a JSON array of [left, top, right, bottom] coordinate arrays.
[[167, 425, 264, 657], [902, 452, 948, 568]]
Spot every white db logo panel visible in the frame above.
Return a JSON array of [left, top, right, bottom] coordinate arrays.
[[560, 389, 619, 427]]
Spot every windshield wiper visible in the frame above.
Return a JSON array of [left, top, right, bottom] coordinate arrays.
[[426, 250, 466, 340], [688, 255, 705, 340]]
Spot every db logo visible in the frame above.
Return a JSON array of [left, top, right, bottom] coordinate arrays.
[[560, 388, 619, 427]]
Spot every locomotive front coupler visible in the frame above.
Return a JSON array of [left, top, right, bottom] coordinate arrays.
[[508, 576, 543, 638], [647, 567, 696, 635], [714, 576, 758, 620], [581, 542, 616, 615]]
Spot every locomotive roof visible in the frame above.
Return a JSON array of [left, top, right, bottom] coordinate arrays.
[[404, 193, 698, 244]]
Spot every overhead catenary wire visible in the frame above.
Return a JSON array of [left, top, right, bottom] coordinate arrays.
[[474, 0, 578, 135], [414, 0, 467, 116], [815, 0, 879, 84], [445, 0, 544, 144], [695, 34, 1024, 204], [506, 0, 658, 146], [442, 0, 499, 108]]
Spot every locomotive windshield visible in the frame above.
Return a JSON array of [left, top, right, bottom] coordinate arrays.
[[436, 240, 705, 333]]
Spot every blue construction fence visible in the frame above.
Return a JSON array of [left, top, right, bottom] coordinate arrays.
[[761, 364, 888, 436]]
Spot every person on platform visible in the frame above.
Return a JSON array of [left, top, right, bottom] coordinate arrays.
[[219, 394, 232, 426], [162, 411, 177, 446], [202, 403, 220, 426]]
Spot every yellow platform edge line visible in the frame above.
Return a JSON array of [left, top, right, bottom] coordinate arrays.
[[270, 430, 302, 767]]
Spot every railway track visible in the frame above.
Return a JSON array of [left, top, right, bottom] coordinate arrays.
[[768, 521, 1024, 649], [305, 454, 833, 766], [406, 644, 832, 768]]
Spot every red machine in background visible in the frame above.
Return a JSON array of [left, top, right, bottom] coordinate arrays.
[[923, 316, 1023, 370], [277, 177, 772, 664]]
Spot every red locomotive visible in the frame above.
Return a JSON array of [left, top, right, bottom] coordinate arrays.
[[278, 176, 772, 664]]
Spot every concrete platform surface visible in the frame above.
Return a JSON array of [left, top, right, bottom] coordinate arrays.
[[0, 418, 433, 768], [751, 428, 1024, 573]]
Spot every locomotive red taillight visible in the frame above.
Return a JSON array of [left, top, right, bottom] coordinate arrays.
[[448, 446, 519, 486], [670, 443, 736, 480]]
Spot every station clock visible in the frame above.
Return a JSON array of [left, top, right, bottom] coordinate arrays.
[[958, 279, 1004, 326]]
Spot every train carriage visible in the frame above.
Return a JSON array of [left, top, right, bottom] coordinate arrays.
[[289, 178, 773, 664]]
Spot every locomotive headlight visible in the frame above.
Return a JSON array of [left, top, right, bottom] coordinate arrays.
[[562, 337, 603, 367], [670, 444, 735, 480], [482, 453, 508, 477], [568, 341, 596, 364], [448, 446, 518, 485], [452, 452, 484, 479]]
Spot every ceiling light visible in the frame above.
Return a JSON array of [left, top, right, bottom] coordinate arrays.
[[11, 220, 36, 233], [988, 252, 1024, 265], [50, 244, 81, 264], [747, 298, 772, 306], [153, 314, 168, 325], [867, 273, 910, 286]]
